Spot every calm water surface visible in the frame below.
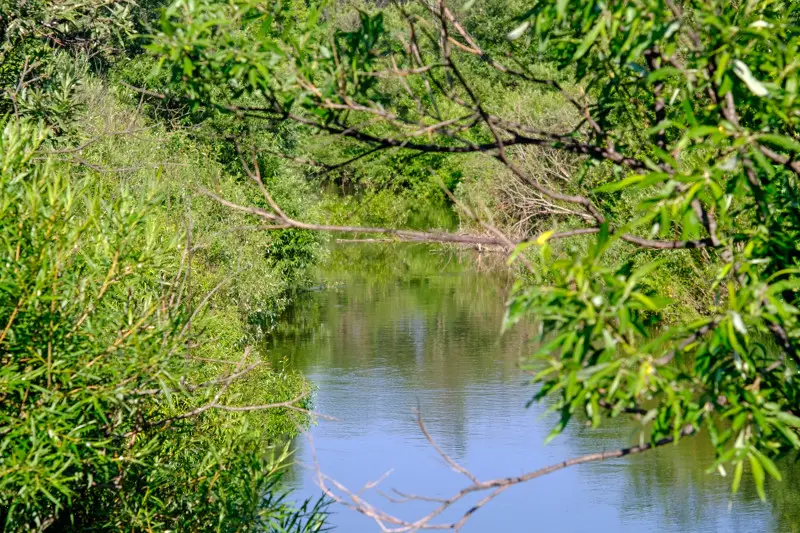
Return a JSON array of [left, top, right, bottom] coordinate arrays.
[[268, 245, 800, 533]]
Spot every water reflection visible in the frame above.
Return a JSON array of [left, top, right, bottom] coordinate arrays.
[[268, 244, 792, 532]]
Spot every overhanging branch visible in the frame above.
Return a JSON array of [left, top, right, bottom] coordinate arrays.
[[310, 408, 696, 532]]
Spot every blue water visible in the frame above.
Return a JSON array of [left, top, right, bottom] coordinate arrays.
[[269, 246, 791, 532]]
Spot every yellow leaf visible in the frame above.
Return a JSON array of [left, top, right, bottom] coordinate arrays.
[[536, 231, 554, 245]]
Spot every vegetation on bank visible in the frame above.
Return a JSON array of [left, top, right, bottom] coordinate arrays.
[[4, 0, 800, 530], [1, 1, 328, 530]]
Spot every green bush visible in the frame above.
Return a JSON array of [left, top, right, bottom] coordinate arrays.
[[0, 121, 326, 531]]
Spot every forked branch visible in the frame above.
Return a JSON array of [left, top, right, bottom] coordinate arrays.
[[308, 408, 696, 532]]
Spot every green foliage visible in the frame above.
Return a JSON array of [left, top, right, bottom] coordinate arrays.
[[149, 0, 800, 503], [0, 0, 136, 60], [267, 229, 322, 281], [0, 122, 174, 527], [0, 121, 326, 531], [0, 0, 164, 134], [81, 78, 323, 323], [500, 0, 800, 499], [0, 0, 338, 528]]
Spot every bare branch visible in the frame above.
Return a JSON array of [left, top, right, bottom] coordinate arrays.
[[415, 406, 479, 485], [309, 407, 696, 532], [201, 185, 720, 252], [759, 144, 800, 176]]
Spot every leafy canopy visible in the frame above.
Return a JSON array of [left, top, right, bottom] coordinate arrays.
[[148, 0, 800, 501]]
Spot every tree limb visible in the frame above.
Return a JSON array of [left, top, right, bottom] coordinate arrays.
[[311, 408, 696, 532]]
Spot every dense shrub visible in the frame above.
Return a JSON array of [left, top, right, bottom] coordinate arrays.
[[0, 121, 325, 531]]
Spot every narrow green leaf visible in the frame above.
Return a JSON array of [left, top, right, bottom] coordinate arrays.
[[774, 421, 800, 448], [759, 134, 800, 153], [686, 125, 722, 139], [574, 19, 603, 60], [556, 0, 569, 19], [777, 411, 800, 428], [727, 320, 746, 355], [593, 174, 645, 193], [748, 452, 767, 501], [754, 450, 782, 482], [630, 292, 667, 311], [508, 241, 536, 265], [732, 460, 744, 493], [648, 67, 680, 82], [715, 52, 730, 85]]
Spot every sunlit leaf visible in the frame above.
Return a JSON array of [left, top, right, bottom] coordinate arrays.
[[732, 460, 744, 493], [732, 59, 769, 96], [507, 21, 530, 40], [574, 18, 603, 60]]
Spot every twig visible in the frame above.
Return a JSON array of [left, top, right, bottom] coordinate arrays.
[[310, 407, 696, 532]]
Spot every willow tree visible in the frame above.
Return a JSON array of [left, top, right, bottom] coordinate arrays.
[[150, 0, 800, 528]]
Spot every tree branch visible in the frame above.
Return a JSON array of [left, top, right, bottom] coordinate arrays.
[[758, 144, 800, 176], [311, 407, 696, 532], [200, 186, 722, 252]]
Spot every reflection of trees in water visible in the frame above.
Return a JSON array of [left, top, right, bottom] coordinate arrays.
[[558, 414, 786, 532], [268, 243, 532, 462], [271, 244, 800, 532], [764, 455, 800, 533], [267, 243, 528, 379]]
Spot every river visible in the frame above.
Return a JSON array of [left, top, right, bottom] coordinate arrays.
[[267, 244, 800, 533]]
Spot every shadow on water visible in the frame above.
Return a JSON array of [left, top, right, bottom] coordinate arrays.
[[266, 243, 800, 533]]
